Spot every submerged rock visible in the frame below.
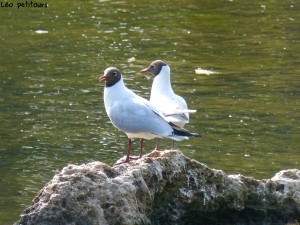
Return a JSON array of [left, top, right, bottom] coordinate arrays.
[[15, 150, 300, 225]]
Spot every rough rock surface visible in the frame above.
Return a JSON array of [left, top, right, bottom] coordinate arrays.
[[15, 150, 300, 225]]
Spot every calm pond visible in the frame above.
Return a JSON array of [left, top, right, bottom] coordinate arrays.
[[0, 0, 299, 224]]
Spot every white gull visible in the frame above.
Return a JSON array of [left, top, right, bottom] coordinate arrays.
[[99, 67, 199, 164], [140, 60, 198, 149]]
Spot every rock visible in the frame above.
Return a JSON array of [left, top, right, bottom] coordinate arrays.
[[14, 150, 300, 225]]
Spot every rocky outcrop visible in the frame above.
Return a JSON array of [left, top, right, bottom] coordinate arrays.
[[15, 150, 300, 225]]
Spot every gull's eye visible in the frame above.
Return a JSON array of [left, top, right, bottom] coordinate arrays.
[[151, 64, 156, 69], [113, 71, 118, 76]]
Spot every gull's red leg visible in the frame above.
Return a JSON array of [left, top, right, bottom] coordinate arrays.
[[125, 138, 132, 162], [139, 138, 144, 158]]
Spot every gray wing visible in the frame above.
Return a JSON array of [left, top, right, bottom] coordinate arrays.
[[161, 95, 194, 124], [108, 97, 173, 136]]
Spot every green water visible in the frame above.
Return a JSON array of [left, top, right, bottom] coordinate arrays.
[[0, 0, 299, 224]]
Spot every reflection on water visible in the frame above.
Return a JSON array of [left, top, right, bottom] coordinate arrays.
[[1, 0, 299, 224]]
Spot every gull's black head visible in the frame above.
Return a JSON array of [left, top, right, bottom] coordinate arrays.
[[140, 60, 168, 77], [99, 67, 122, 87]]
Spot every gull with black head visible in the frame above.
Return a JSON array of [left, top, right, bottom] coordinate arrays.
[[99, 67, 199, 164], [140, 60, 198, 149]]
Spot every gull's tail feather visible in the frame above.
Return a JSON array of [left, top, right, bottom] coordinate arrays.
[[165, 109, 197, 117], [186, 109, 197, 113]]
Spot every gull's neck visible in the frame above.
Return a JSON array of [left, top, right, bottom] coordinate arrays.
[[151, 65, 174, 97]]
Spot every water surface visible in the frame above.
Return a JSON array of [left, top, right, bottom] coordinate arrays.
[[0, 0, 299, 224]]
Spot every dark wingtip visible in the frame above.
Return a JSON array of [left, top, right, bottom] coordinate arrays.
[[172, 127, 202, 138], [191, 133, 202, 137], [169, 122, 201, 138]]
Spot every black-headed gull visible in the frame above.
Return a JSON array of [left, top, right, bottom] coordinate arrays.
[[99, 67, 199, 164], [140, 60, 198, 149]]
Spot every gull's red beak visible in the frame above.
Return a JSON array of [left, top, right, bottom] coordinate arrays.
[[140, 68, 149, 74], [99, 75, 107, 82]]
